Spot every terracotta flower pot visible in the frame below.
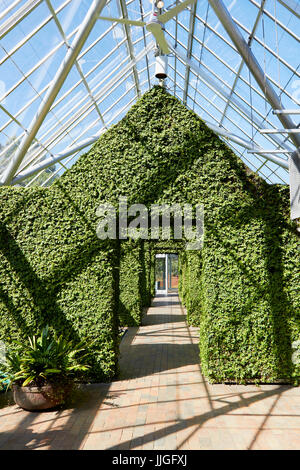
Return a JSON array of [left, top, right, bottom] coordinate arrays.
[[12, 382, 72, 411]]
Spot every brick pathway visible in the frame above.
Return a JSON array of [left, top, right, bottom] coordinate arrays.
[[1, 294, 300, 450]]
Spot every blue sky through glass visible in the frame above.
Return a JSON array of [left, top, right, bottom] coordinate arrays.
[[0, 0, 299, 186]]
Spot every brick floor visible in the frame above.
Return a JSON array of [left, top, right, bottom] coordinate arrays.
[[0, 293, 300, 450]]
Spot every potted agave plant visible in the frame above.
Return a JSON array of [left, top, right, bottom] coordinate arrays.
[[0, 325, 90, 411]]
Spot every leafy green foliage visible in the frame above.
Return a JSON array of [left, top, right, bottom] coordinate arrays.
[[0, 325, 90, 389], [118, 240, 144, 326], [0, 186, 118, 382], [0, 86, 299, 383], [0, 137, 56, 186], [179, 251, 203, 326]]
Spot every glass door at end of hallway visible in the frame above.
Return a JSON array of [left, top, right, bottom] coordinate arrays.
[[155, 253, 179, 295]]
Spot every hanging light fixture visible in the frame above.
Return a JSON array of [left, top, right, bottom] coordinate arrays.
[[149, 0, 165, 8], [155, 55, 168, 80]]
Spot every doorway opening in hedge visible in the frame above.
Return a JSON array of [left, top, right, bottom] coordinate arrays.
[[155, 253, 179, 295]]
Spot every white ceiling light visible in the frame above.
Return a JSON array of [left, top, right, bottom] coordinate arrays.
[[149, 0, 165, 5]]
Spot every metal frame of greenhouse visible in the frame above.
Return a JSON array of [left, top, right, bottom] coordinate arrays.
[[0, 0, 299, 193]]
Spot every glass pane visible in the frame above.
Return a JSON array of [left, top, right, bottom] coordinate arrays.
[[155, 256, 166, 291], [168, 254, 179, 290]]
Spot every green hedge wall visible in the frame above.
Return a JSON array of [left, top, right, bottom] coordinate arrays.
[[198, 182, 300, 383], [118, 240, 154, 326], [178, 252, 187, 304], [0, 187, 119, 382], [179, 252, 202, 327], [118, 240, 143, 326], [112, 86, 299, 383], [142, 241, 153, 307], [0, 86, 299, 383]]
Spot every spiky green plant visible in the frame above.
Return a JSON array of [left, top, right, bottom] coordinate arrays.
[[0, 325, 90, 389]]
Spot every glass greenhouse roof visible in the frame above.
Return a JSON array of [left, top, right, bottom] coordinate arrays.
[[0, 0, 299, 187]]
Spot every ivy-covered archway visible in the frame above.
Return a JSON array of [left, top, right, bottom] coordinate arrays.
[[0, 87, 299, 383]]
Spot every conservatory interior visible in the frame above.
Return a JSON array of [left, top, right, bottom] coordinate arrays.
[[0, 0, 299, 451]]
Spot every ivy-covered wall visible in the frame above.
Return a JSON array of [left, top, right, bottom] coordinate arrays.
[[0, 86, 299, 383], [118, 240, 143, 326], [0, 187, 119, 382], [179, 251, 202, 327]]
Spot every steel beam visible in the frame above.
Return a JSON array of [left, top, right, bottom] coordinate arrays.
[[14, 89, 141, 186], [0, 0, 108, 186], [207, 0, 300, 151], [260, 129, 300, 134], [168, 70, 289, 170], [0, 1, 23, 22], [248, 150, 293, 154], [167, 28, 295, 147], [278, 0, 300, 19], [118, 0, 141, 98], [0, 0, 42, 40], [168, 41, 293, 153], [232, 15, 300, 78], [168, 71, 289, 170], [249, 0, 299, 42], [17, 101, 289, 186], [196, 118, 289, 170], [13, 134, 104, 185], [183, 0, 197, 105], [0, 23, 117, 134], [176, 16, 299, 103], [45, 0, 106, 128], [274, 109, 300, 115], [16, 46, 153, 175], [0, 0, 73, 68], [219, 0, 266, 126], [290, 150, 300, 219]]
